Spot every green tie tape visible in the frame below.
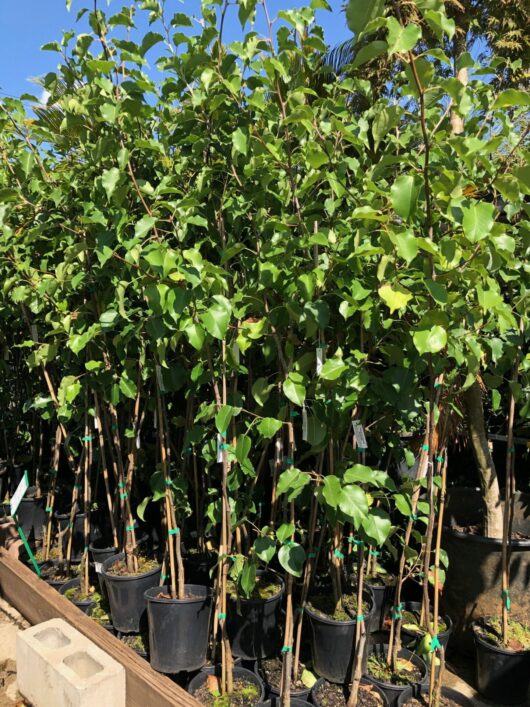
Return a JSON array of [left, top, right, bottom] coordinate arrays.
[[16, 524, 41, 577], [126, 524, 135, 531], [120, 493, 128, 500], [169, 528, 180, 535], [285, 458, 294, 464], [283, 540, 295, 546], [45, 506, 53, 513], [369, 550, 380, 557], [118, 482, 126, 488], [430, 635, 441, 651], [165, 478, 172, 486], [422, 444, 429, 451], [218, 612, 226, 620], [295, 607, 304, 613], [392, 603, 404, 620], [281, 645, 292, 653], [307, 552, 317, 559], [501, 589, 511, 611], [410, 513, 418, 521], [334, 549, 344, 559], [82, 436, 93, 442], [436, 456, 444, 463], [434, 382, 442, 389], [290, 411, 300, 417], [357, 615, 364, 622]]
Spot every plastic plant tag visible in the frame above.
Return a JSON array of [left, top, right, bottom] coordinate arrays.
[[232, 341, 240, 364], [217, 433, 223, 463], [94, 417, 99, 429], [156, 364, 165, 392], [30, 324, 38, 342], [136, 435, 141, 449], [302, 405, 308, 441], [95, 562, 102, 574], [352, 420, 368, 450], [316, 347, 324, 375], [10, 470, 29, 517]]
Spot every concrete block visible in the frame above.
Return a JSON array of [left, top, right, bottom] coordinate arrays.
[[17, 618, 125, 707]]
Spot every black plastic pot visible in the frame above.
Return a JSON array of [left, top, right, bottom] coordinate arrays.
[[56, 511, 88, 562], [17, 490, 45, 541], [184, 552, 217, 586], [400, 601, 452, 653], [227, 571, 284, 660], [118, 632, 149, 659], [89, 538, 118, 596], [442, 488, 530, 654], [59, 578, 97, 614], [101, 552, 161, 633], [257, 700, 309, 707], [305, 587, 375, 684], [473, 619, 530, 705], [188, 666, 265, 702], [397, 684, 472, 706], [38, 559, 78, 590], [253, 660, 310, 701], [365, 644, 427, 707], [311, 677, 389, 707], [365, 578, 396, 632], [145, 584, 212, 673]]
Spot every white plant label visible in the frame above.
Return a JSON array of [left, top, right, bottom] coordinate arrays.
[[136, 435, 141, 449], [352, 420, 368, 450], [316, 347, 324, 375], [302, 405, 308, 441], [94, 562, 102, 574], [10, 470, 29, 517], [217, 433, 223, 463], [93, 417, 99, 429]]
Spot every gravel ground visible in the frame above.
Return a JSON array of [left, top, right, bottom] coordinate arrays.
[[0, 599, 29, 707]]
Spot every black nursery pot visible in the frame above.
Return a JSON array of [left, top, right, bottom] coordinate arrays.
[[38, 559, 78, 590], [257, 700, 309, 707], [56, 511, 88, 562], [253, 660, 310, 701], [144, 584, 212, 673], [311, 677, 389, 707], [188, 666, 265, 702], [473, 619, 530, 705], [227, 571, 284, 660], [400, 601, 453, 652], [89, 538, 118, 596], [184, 552, 217, 587], [365, 644, 427, 707], [365, 578, 396, 632], [305, 587, 375, 684], [101, 552, 161, 633], [59, 578, 97, 614]]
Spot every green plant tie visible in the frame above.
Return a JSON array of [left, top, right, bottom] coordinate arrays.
[[422, 444, 429, 451], [45, 507, 53, 513], [84, 545, 89, 552], [307, 552, 317, 559], [501, 589, 511, 611], [16, 525, 41, 577], [281, 645, 292, 653], [392, 603, 404, 620], [126, 524, 135, 531], [430, 635, 441, 652], [283, 540, 295, 546], [184, 447, 192, 454], [220, 443, 228, 450], [165, 478, 172, 486], [68, 522, 73, 529], [50, 469, 58, 476], [285, 457, 294, 465], [118, 482, 126, 488], [120, 493, 128, 500], [436, 456, 444, 463], [168, 528, 180, 535], [112, 424, 117, 430], [410, 513, 418, 521], [434, 382, 442, 389], [218, 612, 226, 620], [290, 410, 299, 417], [295, 607, 304, 613], [369, 550, 380, 557], [358, 447, 367, 452], [357, 615, 364, 622], [221, 431, 227, 438], [334, 549, 345, 559], [74, 484, 81, 491], [82, 436, 93, 442], [161, 574, 168, 581], [508, 447, 515, 453]]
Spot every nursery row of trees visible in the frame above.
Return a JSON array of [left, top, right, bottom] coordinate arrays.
[[0, 0, 528, 704]]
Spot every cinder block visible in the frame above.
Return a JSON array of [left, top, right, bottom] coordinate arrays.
[[17, 618, 125, 707]]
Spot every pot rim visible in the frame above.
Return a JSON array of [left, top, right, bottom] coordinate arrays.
[[311, 676, 388, 706], [144, 583, 212, 604], [253, 659, 311, 698], [228, 570, 284, 605], [59, 577, 97, 606], [101, 551, 161, 581], [189, 665, 265, 700], [472, 618, 530, 656], [399, 600, 453, 637], [443, 525, 530, 548]]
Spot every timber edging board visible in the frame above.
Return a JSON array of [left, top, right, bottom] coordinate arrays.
[[0, 549, 200, 707]]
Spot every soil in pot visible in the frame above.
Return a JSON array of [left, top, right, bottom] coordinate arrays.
[[193, 672, 261, 706], [59, 578, 97, 613], [307, 592, 370, 622], [367, 653, 422, 687], [119, 632, 149, 657], [312, 678, 387, 707], [40, 560, 78, 586], [256, 656, 313, 698], [399, 691, 469, 707], [227, 575, 282, 600], [104, 555, 159, 576], [34, 546, 61, 562], [474, 615, 530, 651]]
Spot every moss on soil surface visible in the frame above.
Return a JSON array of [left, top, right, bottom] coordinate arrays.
[[308, 592, 369, 622], [477, 616, 530, 651], [367, 654, 422, 686], [227, 575, 281, 600]]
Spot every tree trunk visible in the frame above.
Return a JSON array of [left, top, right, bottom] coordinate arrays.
[[462, 382, 503, 538]]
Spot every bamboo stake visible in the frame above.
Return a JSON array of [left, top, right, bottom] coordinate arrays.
[[44, 425, 62, 560]]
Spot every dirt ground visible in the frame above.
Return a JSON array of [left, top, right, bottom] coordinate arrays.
[[0, 599, 29, 707]]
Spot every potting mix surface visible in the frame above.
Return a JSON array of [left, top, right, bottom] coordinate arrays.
[[308, 592, 369, 622], [314, 680, 385, 707], [476, 616, 530, 651], [193, 674, 260, 706], [366, 654, 422, 686]]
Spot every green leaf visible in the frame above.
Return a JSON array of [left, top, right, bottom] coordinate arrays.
[[394, 493, 413, 517], [278, 543, 306, 578], [277, 468, 311, 501], [276, 522, 295, 544], [322, 475, 342, 509], [461, 202, 495, 243], [101, 167, 120, 200], [240, 561, 257, 598], [361, 508, 391, 545], [254, 536, 276, 563], [389, 230, 418, 264], [235, 434, 251, 464], [319, 357, 347, 381], [386, 18, 421, 54], [134, 215, 157, 239], [119, 375, 137, 400], [184, 322, 205, 351], [339, 485, 369, 526], [201, 296, 232, 340], [99, 310, 119, 329], [232, 128, 248, 156], [301, 669, 318, 689], [252, 377, 274, 406], [306, 417, 327, 447], [215, 405, 239, 435], [307, 145, 329, 168], [378, 284, 412, 313], [100, 103, 119, 123], [137, 496, 151, 522], [492, 89, 530, 109], [283, 373, 306, 407], [346, 0, 385, 36], [257, 417, 283, 439], [351, 40, 388, 69], [413, 325, 447, 354], [391, 175, 419, 220]]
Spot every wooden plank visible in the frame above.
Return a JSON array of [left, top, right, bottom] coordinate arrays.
[[0, 549, 199, 707]]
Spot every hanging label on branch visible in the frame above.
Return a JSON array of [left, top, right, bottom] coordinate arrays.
[[352, 420, 368, 450], [10, 470, 29, 517], [217, 433, 224, 463], [232, 341, 240, 364], [30, 324, 38, 342], [136, 435, 141, 450], [93, 417, 99, 430], [316, 347, 324, 375], [302, 405, 308, 441], [156, 364, 165, 392]]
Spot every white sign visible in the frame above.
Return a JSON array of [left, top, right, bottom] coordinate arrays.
[[316, 347, 324, 375], [352, 421, 368, 450], [10, 470, 29, 516], [217, 433, 223, 463]]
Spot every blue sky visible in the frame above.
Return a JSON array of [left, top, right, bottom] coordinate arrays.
[[0, 0, 350, 101]]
